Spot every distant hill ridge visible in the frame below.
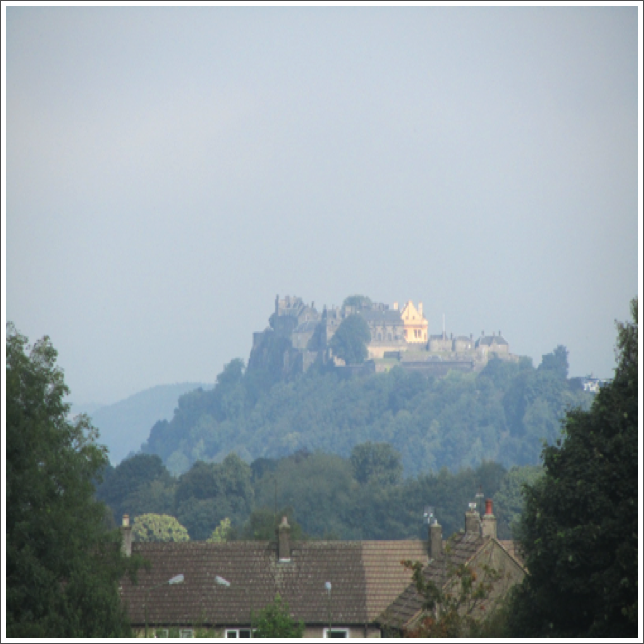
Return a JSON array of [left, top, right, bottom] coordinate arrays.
[[72, 383, 212, 465]]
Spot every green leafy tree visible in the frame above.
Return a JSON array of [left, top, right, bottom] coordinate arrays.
[[95, 453, 174, 523], [6, 324, 140, 637], [350, 441, 403, 486], [507, 299, 638, 637], [537, 344, 569, 379], [132, 513, 190, 542], [207, 517, 233, 542], [175, 454, 254, 539], [329, 314, 371, 364], [492, 465, 543, 539], [342, 294, 372, 309], [253, 594, 305, 638]]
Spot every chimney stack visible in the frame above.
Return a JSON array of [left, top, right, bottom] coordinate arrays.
[[393, 301, 398, 310], [481, 499, 497, 539], [278, 516, 291, 562], [121, 514, 132, 557], [429, 520, 442, 560], [418, 302, 423, 316], [465, 504, 480, 535]]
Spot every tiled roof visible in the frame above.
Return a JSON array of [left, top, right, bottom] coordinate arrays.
[[361, 541, 428, 620], [121, 540, 428, 628], [380, 532, 488, 629]]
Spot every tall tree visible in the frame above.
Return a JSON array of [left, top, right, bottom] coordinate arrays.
[[537, 344, 569, 379], [6, 324, 139, 637], [329, 314, 371, 364], [342, 294, 372, 309], [350, 441, 403, 486], [507, 299, 638, 637]]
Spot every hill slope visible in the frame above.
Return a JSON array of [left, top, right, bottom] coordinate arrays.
[[140, 350, 592, 476], [74, 383, 212, 464]]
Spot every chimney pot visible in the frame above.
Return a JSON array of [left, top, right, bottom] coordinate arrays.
[[481, 499, 497, 539], [429, 521, 442, 560], [465, 506, 481, 535]]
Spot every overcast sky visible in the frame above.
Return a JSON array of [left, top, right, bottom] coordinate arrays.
[[5, 6, 641, 406]]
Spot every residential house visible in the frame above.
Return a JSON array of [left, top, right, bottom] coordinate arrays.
[[120, 502, 524, 638], [379, 500, 525, 635], [119, 517, 427, 638]]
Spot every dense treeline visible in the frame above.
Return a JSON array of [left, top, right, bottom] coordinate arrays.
[[505, 299, 638, 637], [96, 445, 541, 542], [139, 346, 591, 478]]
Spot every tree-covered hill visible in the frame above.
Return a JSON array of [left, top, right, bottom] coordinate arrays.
[[140, 346, 592, 477]]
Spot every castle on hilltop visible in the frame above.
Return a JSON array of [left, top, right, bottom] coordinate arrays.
[[249, 295, 518, 378]]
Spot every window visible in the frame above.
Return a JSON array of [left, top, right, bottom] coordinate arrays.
[[180, 629, 193, 638], [154, 629, 169, 638], [323, 628, 349, 637], [225, 629, 254, 638]]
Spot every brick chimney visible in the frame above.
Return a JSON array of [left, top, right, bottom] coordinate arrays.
[[121, 514, 132, 557], [465, 505, 480, 535], [429, 520, 442, 560], [393, 301, 398, 310], [278, 516, 291, 562], [481, 499, 497, 539]]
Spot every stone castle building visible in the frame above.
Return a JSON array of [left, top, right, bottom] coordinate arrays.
[[249, 295, 516, 378]]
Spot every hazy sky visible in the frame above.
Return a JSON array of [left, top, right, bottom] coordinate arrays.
[[5, 6, 641, 406]]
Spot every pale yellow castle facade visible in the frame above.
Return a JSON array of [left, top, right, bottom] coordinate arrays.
[[400, 301, 428, 343]]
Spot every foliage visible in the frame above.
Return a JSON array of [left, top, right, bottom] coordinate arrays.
[[342, 294, 372, 309], [175, 453, 254, 539], [140, 341, 591, 478], [401, 542, 502, 638], [95, 453, 175, 524], [5, 323, 140, 637], [252, 594, 305, 638], [537, 344, 569, 379], [237, 507, 307, 541], [253, 451, 360, 539], [132, 514, 190, 542], [329, 314, 371, 364], [492, 465, 543, 539], [350, 441, 403, 486], [506, 299, 638, 638], [207, 517, 233, 542], [99, 438, 539, 543]]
